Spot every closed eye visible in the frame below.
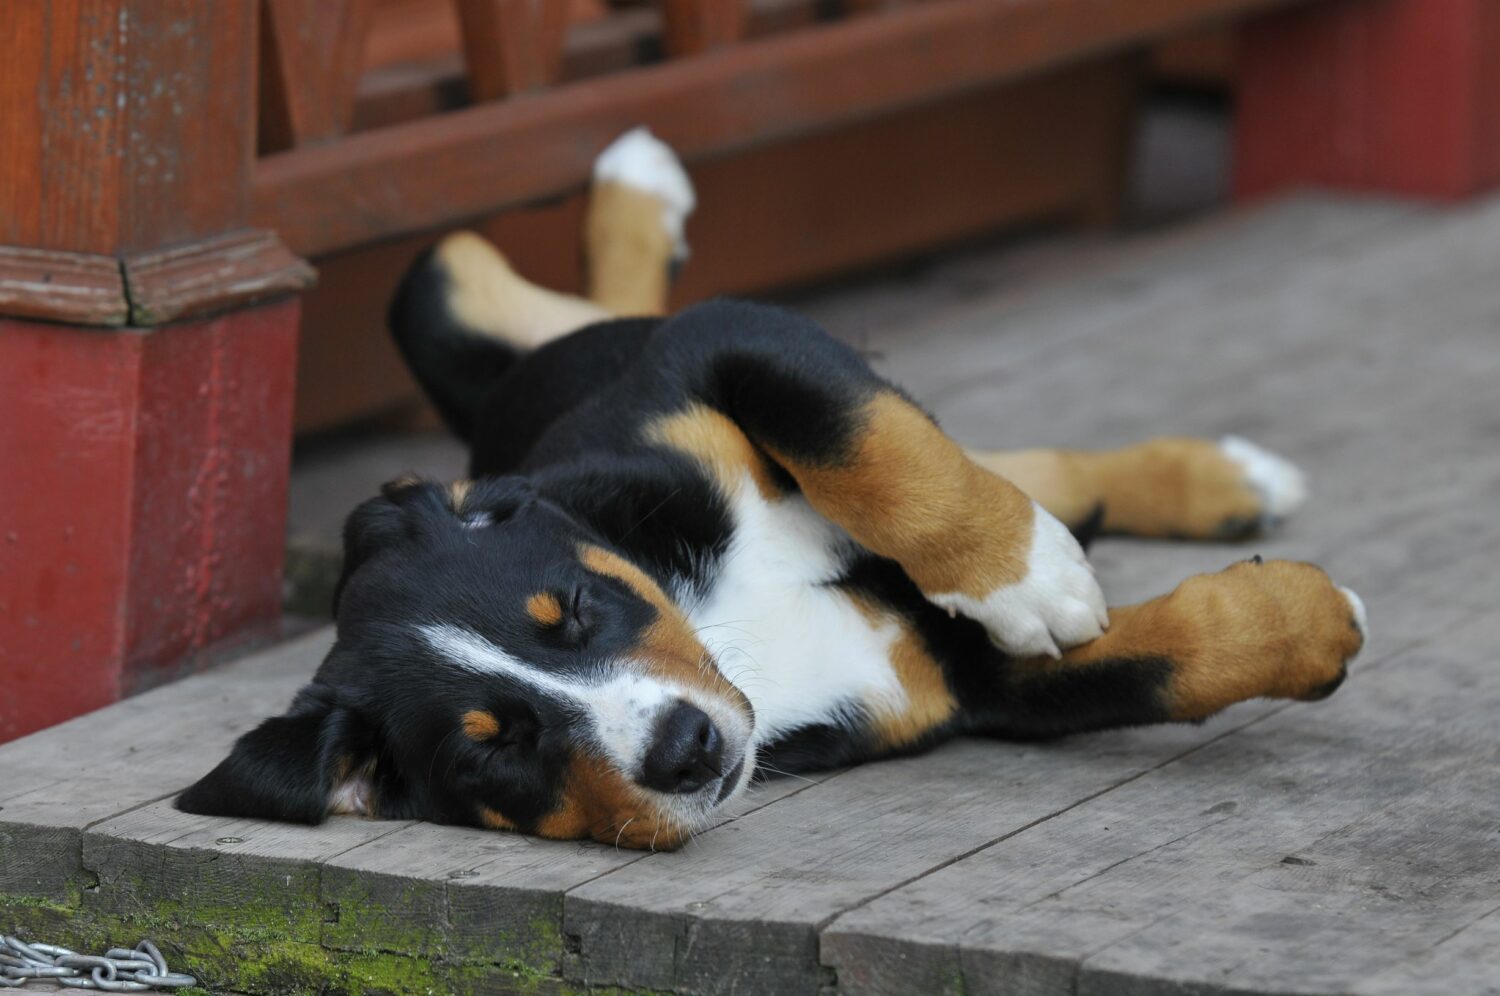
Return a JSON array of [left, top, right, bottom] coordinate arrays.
[[560, 584, 591, 645], [469, 706, 540, 752]]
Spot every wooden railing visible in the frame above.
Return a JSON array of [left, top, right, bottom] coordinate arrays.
[[250, 0, 1301, 258]]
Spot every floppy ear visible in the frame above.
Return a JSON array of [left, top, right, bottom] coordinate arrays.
[[175, 683, 379, 824]]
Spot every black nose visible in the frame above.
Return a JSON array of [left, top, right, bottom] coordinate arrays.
[[640, 702, 723, 794]]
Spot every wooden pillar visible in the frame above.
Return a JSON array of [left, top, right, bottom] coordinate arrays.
[[1235, 0, 1500, 201], [0, 1, 313, 743]]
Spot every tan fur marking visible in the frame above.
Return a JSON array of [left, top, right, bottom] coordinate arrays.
[[968, 449, 1097, 526], [448, 478, 473, 512], [480, 807, 517, 831], [848, 594, 959, 749], [536, 754, 687, 850], [972, 439, 1265, 539], [586, 180, 676, 316], [578, 544, 752, 717], [643, 404, 781, 499], [1026, 560, 1363, 720], [435, 231, 612, 350], [768, 391, 1036, 599], [461, 709, 501, 741], [526, 592, 564, 627]]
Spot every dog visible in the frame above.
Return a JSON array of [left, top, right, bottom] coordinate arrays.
[[178, 130, 1367, 850]]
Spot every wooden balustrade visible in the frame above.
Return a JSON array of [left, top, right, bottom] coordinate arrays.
[[250, 0, 1307, 259]]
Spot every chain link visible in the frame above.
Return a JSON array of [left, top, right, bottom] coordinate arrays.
[[1, 937, 196, 991]]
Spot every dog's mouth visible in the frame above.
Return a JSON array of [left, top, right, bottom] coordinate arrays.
[[715, 755, 748, 804]]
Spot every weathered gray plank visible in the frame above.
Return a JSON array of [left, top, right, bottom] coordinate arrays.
[[1352, 905, 1500, 996], [313, 766, 842, 970], [882, 195, 1489, 448], [821, 604, 1500, 996], [803, 194, 1422, 365], [0, 628, 331, 899], [80, 801, 410, 933], [562, 720, 1271, 995]]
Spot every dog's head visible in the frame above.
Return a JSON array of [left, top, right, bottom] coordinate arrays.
[[177, 476, 755, 849]]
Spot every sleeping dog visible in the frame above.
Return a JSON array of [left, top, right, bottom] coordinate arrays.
[[178, 130, 1367, 849]]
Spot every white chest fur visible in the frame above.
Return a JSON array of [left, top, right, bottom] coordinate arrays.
[[682, 479, 906, 744]]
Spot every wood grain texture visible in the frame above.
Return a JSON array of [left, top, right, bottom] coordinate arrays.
[[0, 0, 258, 256], [661, 0, 747, 55], [350, 0, 819, 129], [122, 229, 316, 326], [0, 247, 129, 326], [454, 0, 571, 100], [259, 0, 379, 152]]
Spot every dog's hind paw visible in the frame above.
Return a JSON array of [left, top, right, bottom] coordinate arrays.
[[1219, 435, 1308, 531], [594, 127, 697, 262]]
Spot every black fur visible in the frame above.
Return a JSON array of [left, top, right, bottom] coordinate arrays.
[[179, 296, 1186, 836]]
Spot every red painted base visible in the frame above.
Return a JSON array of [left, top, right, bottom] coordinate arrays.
[[0, 299, 300, 743], [1235, 0, 1500, 201]]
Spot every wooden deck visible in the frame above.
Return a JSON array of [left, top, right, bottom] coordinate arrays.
[[5, 193, 1499, 995]]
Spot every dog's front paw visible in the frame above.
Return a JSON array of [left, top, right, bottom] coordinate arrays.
[[1163, 559, 1367, 718], [931, 504, 1108, 658]]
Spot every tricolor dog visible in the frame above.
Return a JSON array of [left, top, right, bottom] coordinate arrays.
[[179, 130, 1367, 849]]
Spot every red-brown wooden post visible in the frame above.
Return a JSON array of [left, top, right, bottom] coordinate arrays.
[[661, 0, 747, 56], [1235, 0, 1500, 201], [455, 0, 572, 101], [0, 1, 313, 743]]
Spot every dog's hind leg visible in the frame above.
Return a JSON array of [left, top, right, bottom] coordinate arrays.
[[967, 437, 1307, 541], [397, 127, 694, 363], [419, 232, 613, 352], [389, 130, 695, 438], [968, 558, 1366, 738], [586, 127, 696, 316]]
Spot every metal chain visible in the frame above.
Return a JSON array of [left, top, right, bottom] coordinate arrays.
[[0, 936, 196, 991]]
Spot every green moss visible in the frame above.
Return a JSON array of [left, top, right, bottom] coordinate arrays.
[[0, 885, 656, 995]]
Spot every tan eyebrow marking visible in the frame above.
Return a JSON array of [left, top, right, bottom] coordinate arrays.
[[526, 592, 564, 627], [461, 709, 501, 741]]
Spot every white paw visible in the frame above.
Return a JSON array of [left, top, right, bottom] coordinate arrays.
[[930, 504, 1109, 658], [593, 127, 697, 261], [1220, 435, 1307, 528], [1337, 585, 1368, 645]]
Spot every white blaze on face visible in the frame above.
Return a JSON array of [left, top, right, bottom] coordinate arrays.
[[417, 623, 752, 816]]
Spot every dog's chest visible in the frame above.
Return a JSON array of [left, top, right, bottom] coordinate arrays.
[[682, 483, 905, 741]]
